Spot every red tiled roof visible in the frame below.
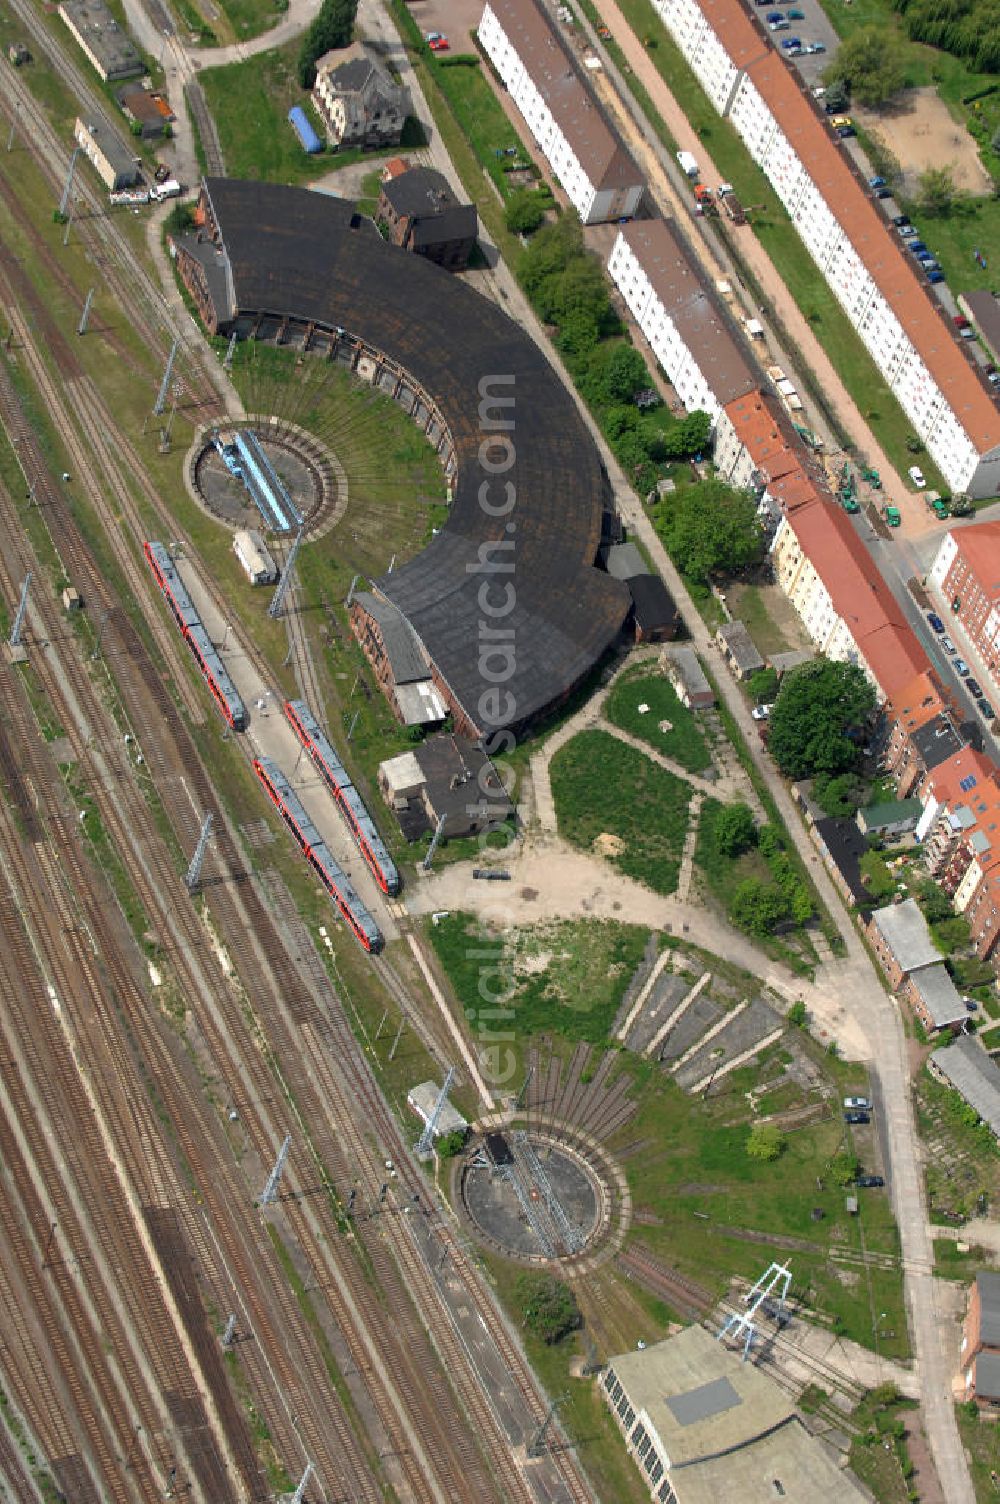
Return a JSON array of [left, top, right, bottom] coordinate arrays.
[[785, 499, 930, 696], [948, 521, 1000, 604], [922, 745, 999, 809], [887, 670, 950, 735], [697, 0, 1000, 453]]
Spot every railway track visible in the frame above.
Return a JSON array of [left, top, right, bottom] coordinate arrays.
[[0, 47, 600, 1504]]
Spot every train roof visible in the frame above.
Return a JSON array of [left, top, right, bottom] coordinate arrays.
[[196, 180, 630, 731]]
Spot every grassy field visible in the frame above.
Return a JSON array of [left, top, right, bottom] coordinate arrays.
[[611, 1049, 910, 1358], [915, 1067, 1000, 1221], [848, 1387, 921, 1504], [427, 55, 529, 199], [550, 730, 692, 895], [956, 1404, 1000, 1502], [600, 0, 949, 486], [200, 41, 422, 183], [604, 668, 713, 773], [427, 912, 651, 1045], [217, 0, 287, 43]]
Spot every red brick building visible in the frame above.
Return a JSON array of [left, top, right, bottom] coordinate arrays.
[[928, 521, 1000, 692], [963, 1272, 1000, 1407]]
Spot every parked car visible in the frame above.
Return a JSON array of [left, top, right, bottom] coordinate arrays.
[[927, 612, 945, 633], [908, 240, 928, 255], [980, 701, 996, 721], [954, 314, 970, 330], [891, 214, 909, 227], [869, 175, 886, 189], [765, 9, 785, 19], [787, 6, 804, 15], [807, 39, 825, 50], [955, 658, 971, 677], [928, 270, 945, 284], [898, 224, 917, 238], [844, 1111, 871, 1124], [751, 704, 773, 720], [967, 678, 984, 699], [781, 36, 802, 49], [856, 1174, 885, 1189], [989, 372, 1000, 387], [428, 34, 449, 49], [844, 1096, 872, 1110], [941, 634, 957, 654], [907, 465, 926, 487], [920, 260, 941, 273], [874, 186, 892, 199], [769, 17, 790, 28], [836, 125, 856, 138]]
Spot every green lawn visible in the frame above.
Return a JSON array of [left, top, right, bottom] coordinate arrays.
[[604, 669, 713, 773], [550, 730, 692, 895], [956, 1405, 1000, 1503], [428, 912, 650, 1045], [200, 42, 424, 183], [915, 1068, 1000, 1221], [218, 0, 288, 43], [428, 55, 531, 200], [608, 1050, 909, 1357]]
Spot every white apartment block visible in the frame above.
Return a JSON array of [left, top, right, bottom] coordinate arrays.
[[607, 221, 756, 422], [651, 0, 1000, 498], [478, 0, 643, 225]]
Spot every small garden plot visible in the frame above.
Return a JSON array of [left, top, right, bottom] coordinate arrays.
[[428, 912, 650, 1043], [550, 731, 692, 895], [605, 669, 713, 773]]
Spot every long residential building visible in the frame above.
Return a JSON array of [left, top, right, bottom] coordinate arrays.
[[929, 521, 1000, 692], [478, 0, 644, 225], [650, 0, 1000, 498], [607, 215, 932, 704]]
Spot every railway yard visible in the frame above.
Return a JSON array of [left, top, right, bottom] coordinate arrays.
[[0, 13, 609, 1504], [4, 0, 997, 1495]]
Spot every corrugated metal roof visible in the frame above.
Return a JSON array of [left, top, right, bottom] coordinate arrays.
[[935, 1037, 1000, 1139]]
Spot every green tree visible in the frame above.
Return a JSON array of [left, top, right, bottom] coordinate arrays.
[[659, 480, 765, 584], [713, 802, 757, 858], [822, 27, 907, 107], [505, 191, 547, 236], [814, 771, 867, 818], [729, 878, 790, 936], [915, 164, 960, 217], [660, 410, 711, 459], [768, 660, 875, 780], [748, 667, 779, 704], [915, 880, 952, 924], [830, 1151, 860, 1186], [747, 1122, 785, 1161], [516, 1273, 582, 1345], [788, 999, 807, 1027], [599, 344, 649, 403], [298, 0, 358, 87]]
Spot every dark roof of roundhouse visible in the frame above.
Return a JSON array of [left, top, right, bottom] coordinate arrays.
[[200, 178, 630, 729]]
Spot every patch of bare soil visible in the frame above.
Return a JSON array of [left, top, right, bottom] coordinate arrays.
[[857, 88, 993, 196]]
